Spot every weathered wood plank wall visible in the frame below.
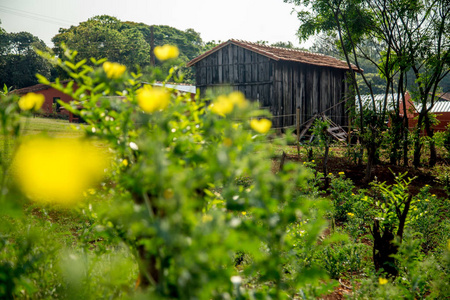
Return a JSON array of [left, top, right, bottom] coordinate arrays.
[[270, 61, 348, 129], [194, 44, 350, 130]]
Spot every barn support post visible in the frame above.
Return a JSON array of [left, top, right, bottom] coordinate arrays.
[[296, 106, 300, 159]]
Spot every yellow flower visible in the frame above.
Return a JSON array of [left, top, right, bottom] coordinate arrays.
[[432, 194, 436, 197], [242, 211, 247, 216], [347, 212, 355, 217], [18, 93, 45, 111], [210, 92, 249, 116], [338, 172, 345, 175], [379, 278, 388, 285], [228, 91, 247, 108], [311, 160, 315, 163], [210, 95, 234, 116], [103, 62, 126, 79], [163, 189, 174, 199], [137, 86, 170, 113], [223, 138, 233, 147], [154, 45, 179, 61], [12, 137, 107, 206], [202, 214, 213, 223], [250, 119, 272, 134], [425, 199, 429, 202], [122, 159, 128, 167]]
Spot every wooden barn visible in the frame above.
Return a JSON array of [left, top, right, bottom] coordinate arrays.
[[187, 39, 359, 129]]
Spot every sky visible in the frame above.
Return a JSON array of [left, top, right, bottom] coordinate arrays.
[[0, 0, 310, 49]]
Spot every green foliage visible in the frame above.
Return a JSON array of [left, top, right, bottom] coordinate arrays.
[[317, 240, 371, 279], [52, 15, 150, 74], [31, 47, 335, 299], [410, 186, 450, 253], [368, 173, 416, 231], [52, 16, 205, 82], [0, 30, 52, 90]]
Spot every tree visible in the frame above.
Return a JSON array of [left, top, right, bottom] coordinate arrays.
[[0, 29, 52, 90], [286, 0, 450, 277], [285, 0, 395, 183], [52, 15, 151, 73], [285, 0, 450, 175], [53, 17, 207, 83]]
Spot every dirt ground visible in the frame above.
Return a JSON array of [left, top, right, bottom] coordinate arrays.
[[282, 146, 448, 198]]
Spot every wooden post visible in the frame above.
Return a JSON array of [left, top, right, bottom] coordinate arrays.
[[296, 106, 300, 159]]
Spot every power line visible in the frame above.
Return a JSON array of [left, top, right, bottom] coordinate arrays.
[[0, 5, 76, 27]]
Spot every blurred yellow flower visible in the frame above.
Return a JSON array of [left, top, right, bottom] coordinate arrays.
[[210, 95, 234, 116], [202, 214, 213, 223], [122, 159, 128, 166], [103, 62, 126, 79], [338, 172, 345, 175], [163, 189, 174, 199], [242, 211, 247, 216], [12, 137, 107, 205], [250, 119, 272, 134], [210, 92, 249, 116], [19, 93, 45, 111], [223, 138, 233, 147], [137, 86, 170, 113], [228, 91, 247, 108], [347, 212, 354, 217], [379, 278, 388, 285], [154, 45, 179, 61]]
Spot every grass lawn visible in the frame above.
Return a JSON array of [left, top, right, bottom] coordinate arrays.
[[20, 117, 84, 138], [1, 116, 138, 298]]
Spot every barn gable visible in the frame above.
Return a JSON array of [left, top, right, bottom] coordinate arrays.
[[187, 39, 358, 129]]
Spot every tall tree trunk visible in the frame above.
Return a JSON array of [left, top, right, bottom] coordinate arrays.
[[424, 114, 437, 167], [413, 113, 425, 168], [363, 141, 376, 184], [389, 114, 402, 165], [323, 136, 330, 190], [372, 195, 412, 277], [402, 115, 409, 166]]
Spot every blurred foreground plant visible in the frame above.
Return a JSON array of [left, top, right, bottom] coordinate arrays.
[[33, 45, 332, 299]]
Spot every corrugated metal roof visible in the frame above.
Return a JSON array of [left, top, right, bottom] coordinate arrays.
[[152, 82, 196, 94], [187, 39, 361, 72], [358, 94, 405, 113], [416, 101, 450, 113]]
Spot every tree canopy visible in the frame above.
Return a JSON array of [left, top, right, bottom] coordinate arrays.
[[52, 15, 151, 71], [52, 16, 205, 76], [0, 28, 52, 90]]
